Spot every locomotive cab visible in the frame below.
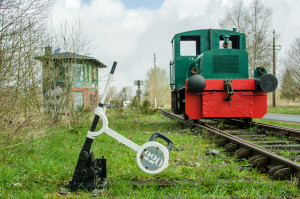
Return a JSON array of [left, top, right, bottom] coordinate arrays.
[[170, 28, 277, 120]]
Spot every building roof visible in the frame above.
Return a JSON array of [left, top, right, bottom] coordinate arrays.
[[35, 52, 107, 68]]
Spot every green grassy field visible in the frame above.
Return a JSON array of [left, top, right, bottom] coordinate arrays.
[[267, 106, 300, 115], [1, 109, 300, 198]]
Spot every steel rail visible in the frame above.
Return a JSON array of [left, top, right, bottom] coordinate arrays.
[[160, 110, 300, 179], [230, 119, 300, 141]]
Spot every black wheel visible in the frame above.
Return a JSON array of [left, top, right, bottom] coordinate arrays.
[[192, 119, 199, 124], [183, 113, 189, 120], [239, 118, 252, 129]]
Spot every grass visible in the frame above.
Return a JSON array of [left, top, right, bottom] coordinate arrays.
[[267, 106, 300, 115], [1, 109, 300, 198]]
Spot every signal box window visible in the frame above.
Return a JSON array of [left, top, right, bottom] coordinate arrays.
[[180, 36, 200, 56], [219, 35, 240, 49]]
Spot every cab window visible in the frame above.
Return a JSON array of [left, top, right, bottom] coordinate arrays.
[[180, 36, 200, 56]]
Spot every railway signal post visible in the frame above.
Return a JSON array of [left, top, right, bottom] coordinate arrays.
[[134, 80, 144, 104]]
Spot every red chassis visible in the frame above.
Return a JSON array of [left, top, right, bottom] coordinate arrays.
[[185, 79, 267, 120]]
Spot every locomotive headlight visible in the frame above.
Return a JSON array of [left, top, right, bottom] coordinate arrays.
[[258, 74, 278, 92], [187, 74, 206, 93]]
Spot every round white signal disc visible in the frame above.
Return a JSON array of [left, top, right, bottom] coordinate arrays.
[[136, 141, 169, 174]]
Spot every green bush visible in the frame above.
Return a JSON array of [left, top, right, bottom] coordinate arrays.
[[139, 100, 152, 114], [131, 96, 139, 108]]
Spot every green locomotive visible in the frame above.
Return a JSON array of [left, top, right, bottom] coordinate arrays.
[[170, 28, 277, 119]]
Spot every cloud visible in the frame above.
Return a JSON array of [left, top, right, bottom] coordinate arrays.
[[79, 0, 226, 91], [52, 0, 300, 92], [65, 0, 81, 9]]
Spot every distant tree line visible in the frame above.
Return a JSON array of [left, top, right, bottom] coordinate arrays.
[[280, 37, 300, 101], [105, 59, 171, 109]]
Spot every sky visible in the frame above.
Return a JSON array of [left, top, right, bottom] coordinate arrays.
[[53, 0, 300, 93]]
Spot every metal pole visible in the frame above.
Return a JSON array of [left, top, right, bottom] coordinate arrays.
[[100, 62, 117, 105], [272, 30, 276, 107]]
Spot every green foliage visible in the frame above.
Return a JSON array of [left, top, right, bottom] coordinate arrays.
[[110, 99, 119, 105], [131, 95, 139, 108], [130, 96, 154, 114], [144, 65, 171, 107], [267, 106, 300, 115], [139, 100, 152, 114], [117, 102, 126, 118], [280, 69, 299, 101]]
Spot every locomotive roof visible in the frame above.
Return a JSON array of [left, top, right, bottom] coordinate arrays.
[[172, 28, 245, 41]]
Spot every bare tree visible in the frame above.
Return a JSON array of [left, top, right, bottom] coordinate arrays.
[[119, 86, 133, 102], [219, 0, 248, 33], [0, 0, 54, 146], [283, 37, 300, 85], [219, 0, 273, 77], [105, 86, 118, 103], [280, 37, 300, 101], [48, 18, 96, 56]]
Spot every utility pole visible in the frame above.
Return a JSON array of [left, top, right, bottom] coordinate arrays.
[[272, 30, 281, 107]]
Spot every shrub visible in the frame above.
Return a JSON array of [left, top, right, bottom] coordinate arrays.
[[139, 100, 152, 114]]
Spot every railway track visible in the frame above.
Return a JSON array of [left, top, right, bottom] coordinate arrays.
[[160, 110, 300, 180]]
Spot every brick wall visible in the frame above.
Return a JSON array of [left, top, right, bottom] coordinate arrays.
[[71, 88, 99, 108]]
